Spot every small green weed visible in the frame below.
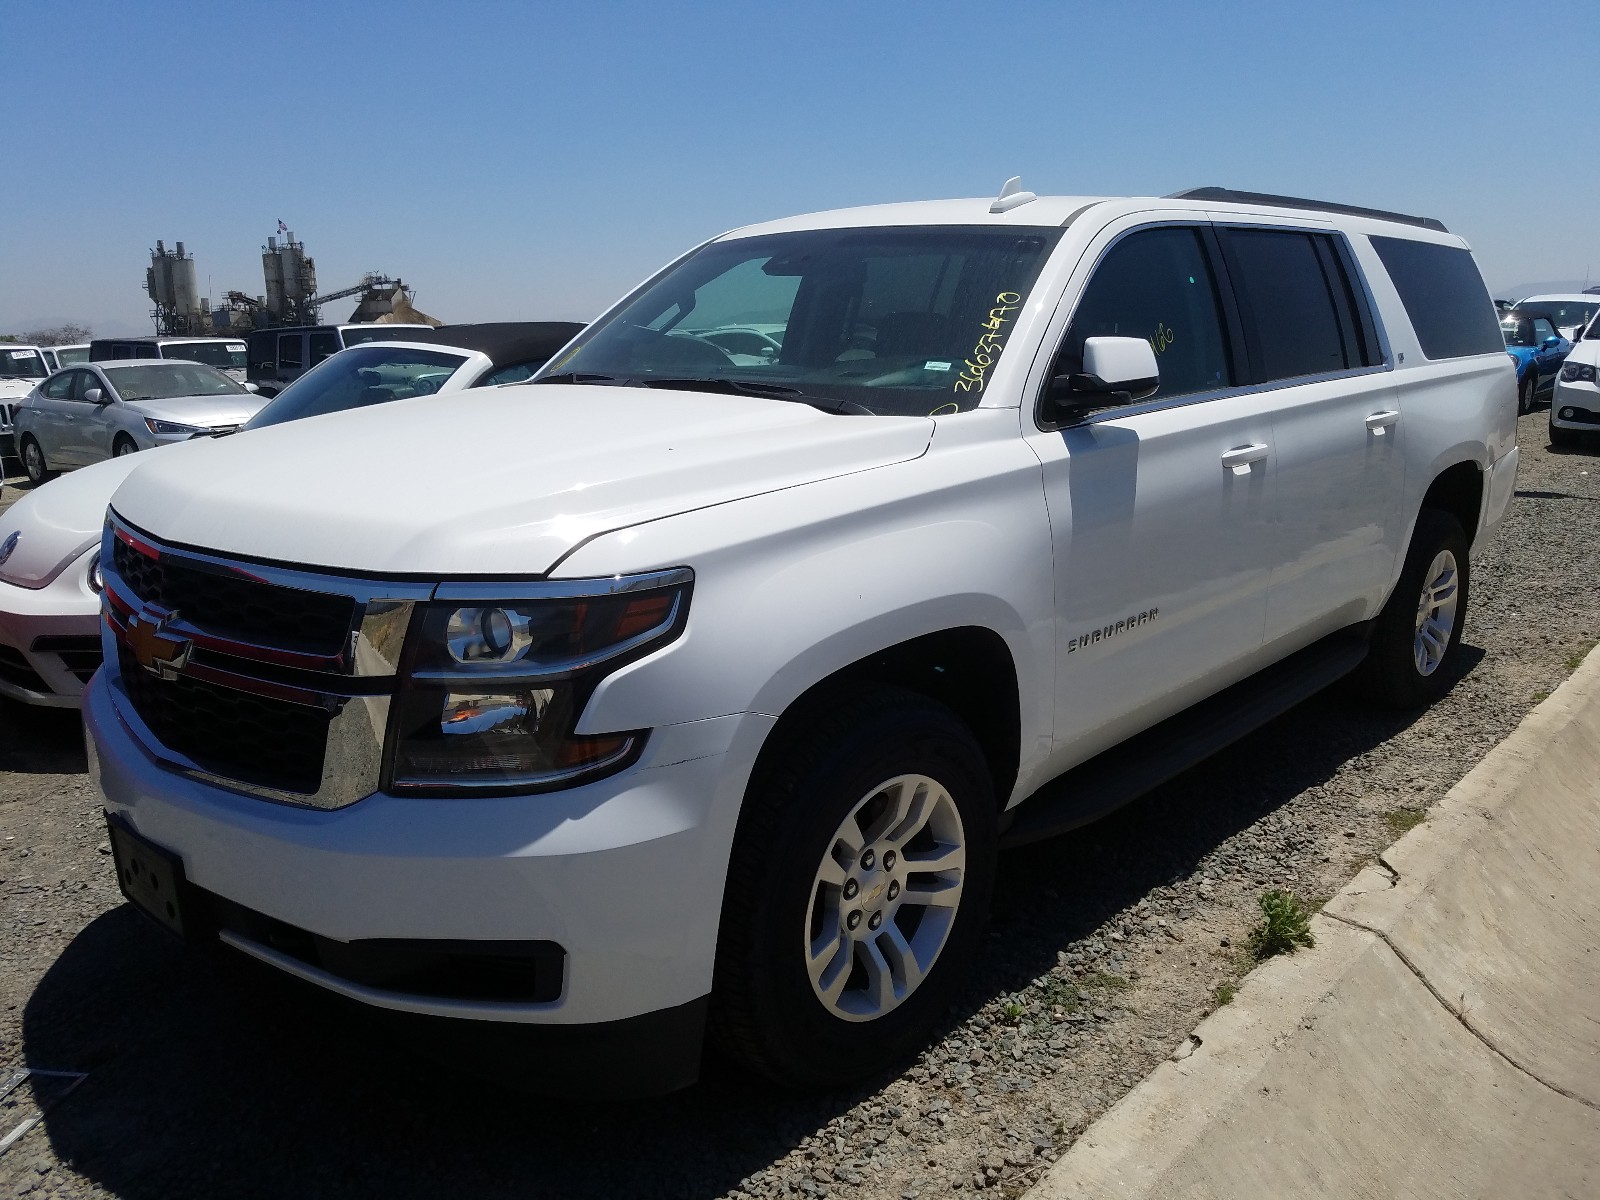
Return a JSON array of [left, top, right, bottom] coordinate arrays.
[[1079, 971, 1133, 992], [1532, 689, 1551, 704], [1001, 1000, 1025, 1025], [1214, 983, 1237, 1006], [1565, 641, 1597, 672], [1383, 806, 1425, 837], [1247, 889, 1316, 960]]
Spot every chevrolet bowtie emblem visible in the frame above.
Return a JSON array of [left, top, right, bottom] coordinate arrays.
[[126, 604, 191, 680]]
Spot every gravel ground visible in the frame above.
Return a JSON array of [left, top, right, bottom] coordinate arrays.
[[2, 412, 1597, 1200]]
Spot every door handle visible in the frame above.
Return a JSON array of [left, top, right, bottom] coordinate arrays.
[[1220, 443, 1270, 474], [1365, 410, 1400, 433]]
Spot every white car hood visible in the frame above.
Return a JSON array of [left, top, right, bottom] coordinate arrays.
[[0, 455, 144, 587], [127, 394, 268, 426], [109, 384, 934, 576]]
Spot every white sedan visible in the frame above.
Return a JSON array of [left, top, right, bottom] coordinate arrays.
[[14, 360, 267, 483], [0, 322, 582, 706]]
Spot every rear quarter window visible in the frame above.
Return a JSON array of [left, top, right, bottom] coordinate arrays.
[[1370, 236, 1502, 360]]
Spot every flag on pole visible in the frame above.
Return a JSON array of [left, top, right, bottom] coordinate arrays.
[[277, 220, 288, 234]]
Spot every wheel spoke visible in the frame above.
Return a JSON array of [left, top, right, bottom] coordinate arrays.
[[875, 777, 933, 847], [860, 937, 899, 1010], [808, 928, 851, 1005], [814, 852, 850, 890], [901, 839, 963, 875], [876, 924, 924, 996], [902, 874, 964, 909]]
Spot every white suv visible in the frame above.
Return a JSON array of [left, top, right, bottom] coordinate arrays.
[[83, 185, 1517, 1095]]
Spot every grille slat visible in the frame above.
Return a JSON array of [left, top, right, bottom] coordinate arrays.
[[118, 646, 332, 794], [112, 539, 356, 653]]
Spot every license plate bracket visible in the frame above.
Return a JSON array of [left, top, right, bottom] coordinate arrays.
[[106, 816, 194, 940]]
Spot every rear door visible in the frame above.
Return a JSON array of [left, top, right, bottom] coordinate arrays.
[[1213, 223, 1403, 648], [1026, 220, 1277, 771]]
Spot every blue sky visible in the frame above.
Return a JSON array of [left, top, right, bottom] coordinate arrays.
[[4, 0, 1596, 336]]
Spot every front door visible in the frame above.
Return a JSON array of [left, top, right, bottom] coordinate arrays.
[[1025, 222, 1276, 772]]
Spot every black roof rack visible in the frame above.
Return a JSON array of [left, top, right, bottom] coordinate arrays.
[[1166, 188, 1448, 233]]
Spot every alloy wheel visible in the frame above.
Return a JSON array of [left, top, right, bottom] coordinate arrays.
[[1413, 549, 1460, 676], [805, 773, 966, 1022]]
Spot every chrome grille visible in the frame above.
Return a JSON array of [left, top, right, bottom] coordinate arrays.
[[102, 511, 432, 809]]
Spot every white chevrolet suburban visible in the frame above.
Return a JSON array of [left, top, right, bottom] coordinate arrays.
[[84, 185, 1518, 1095]]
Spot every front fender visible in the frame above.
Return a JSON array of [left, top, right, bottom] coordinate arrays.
[[555, 417, 1058, 793]]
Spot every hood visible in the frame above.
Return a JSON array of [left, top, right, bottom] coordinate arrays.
[[108, 384, 934, 577], [0, 379, 40, 402], [125, 394, 269, 427], [0, 455, 145, 587]]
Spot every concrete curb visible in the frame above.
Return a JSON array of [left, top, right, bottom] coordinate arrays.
[[1028, 648, 1600, 1199]]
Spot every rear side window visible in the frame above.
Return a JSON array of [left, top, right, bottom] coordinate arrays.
[[41, 373, 74, 400], [1218, 229, 1378, 382], [308, 331, 339, 366], [1370, 236, 1502, 360], [1057, 226, 1234, 402], [277, 334, 303, 371]]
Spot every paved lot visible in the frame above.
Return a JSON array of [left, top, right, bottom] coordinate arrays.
[[2, 411, 1598, 1199]]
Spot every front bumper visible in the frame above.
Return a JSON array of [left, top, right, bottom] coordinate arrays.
[[85, 671, 772, 1086], [1550, 379, 1600, 431], [0, 558, 102, 706]]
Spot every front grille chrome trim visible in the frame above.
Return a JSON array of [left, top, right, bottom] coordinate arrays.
[[101, 510, 419, 810]]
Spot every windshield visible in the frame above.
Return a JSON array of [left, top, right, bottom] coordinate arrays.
[[0, 348, 49, 379], [537, 225, 1063, 415], [1514, 301, 1597, 330], [244, 344, 469, 429], [1501, 317, 1537, 347], [104, 363, 246, 401], [54, 345, 89, 366], [164, 341, 247, 369], [341, 325, 432, 347]]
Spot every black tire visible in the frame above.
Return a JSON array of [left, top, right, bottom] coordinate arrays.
[[711, 686, 997, 1088], [1549, 417, 1580, 449], [113, 435, 139, 458], [1358, 509, 1470, 709], [1517, 373, 1535, 415], [20, 436, 53, 484]]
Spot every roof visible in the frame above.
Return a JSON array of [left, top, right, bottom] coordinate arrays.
[[375, 321, 585, 368], [724, 190, 1456, 243]]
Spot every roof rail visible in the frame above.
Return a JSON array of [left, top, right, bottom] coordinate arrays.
[[1166, 187, 1448, 233]]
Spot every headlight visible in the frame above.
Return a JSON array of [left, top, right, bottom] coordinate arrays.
[[87, 552, 102, 593], [144, 418, 205, 436], [386, 569, 692, 795], [1560, 361, 1597, 384]]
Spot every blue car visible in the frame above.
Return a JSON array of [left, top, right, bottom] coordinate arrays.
[[1502, 310, 1572, 413]]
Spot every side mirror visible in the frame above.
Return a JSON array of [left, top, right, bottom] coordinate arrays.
[[242, 382, 260, 393], [1043, 336, 1160, 425], [83, 387, 106, 405], [1542, 336, 1563, 350]]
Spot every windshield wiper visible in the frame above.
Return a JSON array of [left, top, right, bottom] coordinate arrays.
[[637, 377, 874, 415], [533, 372, 622, 385]]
